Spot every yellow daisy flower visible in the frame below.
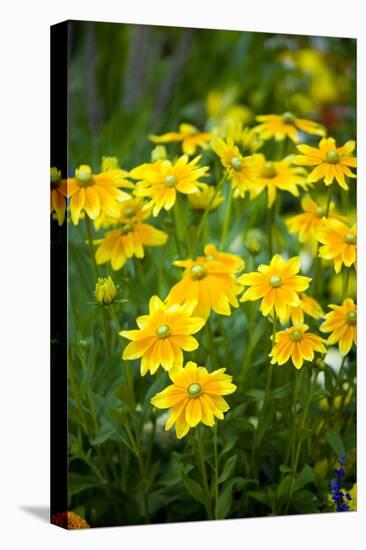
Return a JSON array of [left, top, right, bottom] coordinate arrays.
[[279, 293, 324, 326], [250, 154, 308, 208], [286, 195, 345, 244], [167, 250, 244, 320], [150, 361, 237, 439], [203, 243, 245, 273], [120, 297, 205, 376], [214, 121, 263, 154], [50, 167, 67, 226], [253, 112, 326, 142], [270, 324, 327, 369], [239, 254, 311, 319], [132, 155, 209, 217], [149, 123, 211, 156], [320, 298, 357, 355], [316, 219, 356, 273], [66, 164, 134, 225], [294, 137, 356, 190], [212, 138, 259, 197], [188, 183, 224, 211], [95, 222, 168, 270]]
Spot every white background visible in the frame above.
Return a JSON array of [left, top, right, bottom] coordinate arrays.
[[0, 1, 364, 548]]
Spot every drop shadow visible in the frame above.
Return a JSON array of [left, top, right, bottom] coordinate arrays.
[[20, 505, 50, 523]]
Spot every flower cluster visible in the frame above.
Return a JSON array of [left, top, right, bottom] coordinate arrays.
[[329, 455, 352, 512]]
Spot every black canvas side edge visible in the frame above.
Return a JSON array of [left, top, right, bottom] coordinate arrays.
[[50, 21, 69, 522]]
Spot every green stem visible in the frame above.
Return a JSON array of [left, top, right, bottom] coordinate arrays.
[[196, 427, 214, 520], [108, 305, 133, 388], [174, 195, 192, 256], [85, 215, 99, 279], [194, 174, 226, 253], [213, 424, 219, 519], [325, 186, 332, 217], [220, 185, 234, 249], [239, 302, 256, 386], [342, 268, 350, 300], [267, 199, 274, 258], [311, 244, 321, 297], [206, 317, 219, 370]]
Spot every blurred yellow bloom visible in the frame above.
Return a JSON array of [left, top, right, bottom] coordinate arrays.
[[188, 183, 224, 211], [151, 145, 167, 161], [203, 243, 245, 273], [320, 298, 357, 355], [253, 112, 326, 142], [316, 219, 356, 273], [149, 123, 211, 156], [250, 154, 308, 208], [329, 271, 356, 301], [239, 254, 311, 319], [95, 222, 167, 270], [66, 164, 134, 225], [133, 155, 209, 217], [151, 361, 236, 439], [167, 249, 244, 320], [286, 195, 345, 244], [215, 121, 263, 154], [120, 297, 205, 376], [279, 293, 324, 326], [95, 276, 117, 305], [212, 138, 259, 197], [270, 324, 327, 369], [207, 89, 252, 127], [294, 137, 356, 190], [50, 167, 67, 226], [319, 383, 353, 410]]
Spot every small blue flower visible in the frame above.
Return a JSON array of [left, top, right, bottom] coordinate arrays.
[[329, 454, 352, 512]]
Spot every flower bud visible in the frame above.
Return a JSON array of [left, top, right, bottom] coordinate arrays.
[[151, 145, 167, 161], [95, 276, 117, 305]]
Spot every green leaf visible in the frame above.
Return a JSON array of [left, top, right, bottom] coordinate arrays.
[[295, 465, 316, 491], [324, 366, 335, 396], [326, 430, 345, 456], [276, 474, 294, 499], [246, 389, 265, 400], [68, 473, 99, 496], [216, 483, 233, 519], [218, 455, 238, 485], [220, 435, 238, 458], [180, 474, 206, 505], [115, 383, 136, 412]]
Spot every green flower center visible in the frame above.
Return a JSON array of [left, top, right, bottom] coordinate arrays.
[[76, 169, 94, 187], [269, 275, 282, 288], [164, 175, 177, 187], [120, 223, 134, 234], [290, 330, 303, 342], [191, 264, 208, 280], [344, 232, 356, 245], [230, 156, 242, 172], [187, 383, 202, 397], [282, 111, 295, 124], [124, 207, 136, 218], [326, 151, 340, 164], [155, 324, 170, 338], [315, 206, 325, 217], [346, 311, 357, 326], [262, 161, 277, 179]]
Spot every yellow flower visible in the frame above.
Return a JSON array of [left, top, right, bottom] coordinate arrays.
[[270, 324, 327, 369], [294, 137, 356, 190], [212, 138, 259, 197], [149, 123, 211, 156], [150, 361, 236, 439], [94, 276, 117, 305], [253, 112, 326, 142], [95, 222, 168, 271], [316, 219, 356, 273], [187, 183, 224, 211], [120, 297, 205, 376], [50, 167, 67, 225], [215, 121, 263, 154], [286, 195, 345, 244], [167, 249, 244, 320], [239, 254, 311, 319], [250, 154, 308, 208], [51, 511, 90, 529], [279, 293, 324, 326], [133, 155, 209, 217], [67, 164, 134, 225], [320, 298, 357, 355]]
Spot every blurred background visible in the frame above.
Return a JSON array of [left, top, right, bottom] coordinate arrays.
[[68, 22, 356, 171]]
